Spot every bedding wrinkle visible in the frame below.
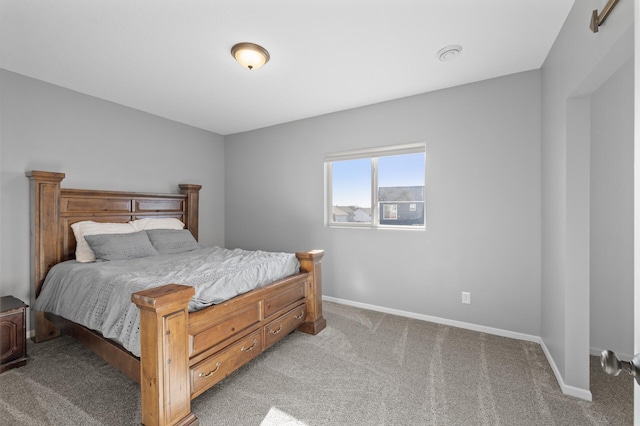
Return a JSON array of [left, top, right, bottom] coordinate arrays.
[[33, 247, 300, 357]]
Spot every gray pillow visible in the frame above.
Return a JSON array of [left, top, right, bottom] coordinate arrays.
[[84, 231, 159, 261], [145, 229, 201, 255]]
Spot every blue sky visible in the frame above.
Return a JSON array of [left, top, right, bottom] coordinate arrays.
[[332, 153, 425, 206]]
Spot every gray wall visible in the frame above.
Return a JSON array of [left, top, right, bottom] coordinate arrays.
[[0, 69, 226, 319], [590, 58, 634, 359], [541, 0, 633, 395], [225, 70, 542, 337]]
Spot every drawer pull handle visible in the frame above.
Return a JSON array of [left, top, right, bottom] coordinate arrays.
[[294, 310, 305, 320], [199, 362, 221, 378], [269, 325, 283, 335], [241, 339, 258, 352]]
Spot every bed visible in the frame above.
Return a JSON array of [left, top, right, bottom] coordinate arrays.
[[26, 171, 326, 426]]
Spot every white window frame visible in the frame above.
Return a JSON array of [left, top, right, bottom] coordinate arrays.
[[324, 142, 426, 230]]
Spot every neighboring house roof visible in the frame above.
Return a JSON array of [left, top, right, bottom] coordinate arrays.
[[354, 208, 372, 215], [338, 206, 356, 214], [378, 186, 424, 202], [333, 206, 350, 216]]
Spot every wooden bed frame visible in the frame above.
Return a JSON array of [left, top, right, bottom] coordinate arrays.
[[26, 171, 326, 426]]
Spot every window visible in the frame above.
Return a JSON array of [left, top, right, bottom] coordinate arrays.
[[383, 204, 398, 220], [325, 142, 426, 229]]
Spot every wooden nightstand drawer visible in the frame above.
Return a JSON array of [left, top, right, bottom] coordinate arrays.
[[0, 296, 28, 373]]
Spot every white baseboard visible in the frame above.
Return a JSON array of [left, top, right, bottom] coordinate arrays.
[[323, 295, 593, 401], [539, 340, 593, 401], [323, 295, 541, 342]]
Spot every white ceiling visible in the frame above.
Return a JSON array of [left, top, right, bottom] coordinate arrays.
[[1, 1, 575, 135]]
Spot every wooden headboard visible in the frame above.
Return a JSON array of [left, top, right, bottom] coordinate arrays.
[[26, 171, 202, 305]]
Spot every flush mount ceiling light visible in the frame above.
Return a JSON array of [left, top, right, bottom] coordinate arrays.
[[437, 45, 462, 62], [231, 42, 270, 70]]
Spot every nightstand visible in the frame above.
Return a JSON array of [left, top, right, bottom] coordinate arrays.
[[0, 296, 28, 373]]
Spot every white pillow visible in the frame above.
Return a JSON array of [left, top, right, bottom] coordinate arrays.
[[71, 221, 136, 263], [129, 218, 185, 232]]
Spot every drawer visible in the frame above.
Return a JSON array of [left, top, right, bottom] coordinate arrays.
[[0, 312, 24, 363], [190, 329, 263, 398], [264, 279, 305, 317], [190, 302, 261, 356], [264, 303, 306, 349]]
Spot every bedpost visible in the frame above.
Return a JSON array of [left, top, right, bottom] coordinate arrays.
[[179, 184, 201, 241], [296, 250, 326, 335], [132, 284, 198, 426], [25, 170, 65, 342]]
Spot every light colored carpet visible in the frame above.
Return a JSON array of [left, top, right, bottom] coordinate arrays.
[[0, 302, 632, 425]]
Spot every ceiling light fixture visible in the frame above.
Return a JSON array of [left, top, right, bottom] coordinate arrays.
[[231, 42, 270, 70], [437, 45, 462, 62]]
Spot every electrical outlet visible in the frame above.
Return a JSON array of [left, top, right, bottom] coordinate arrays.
[[462, 292, 471, 304]]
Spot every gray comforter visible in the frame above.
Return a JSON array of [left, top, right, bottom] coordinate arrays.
[[33, 246, 300, 356]]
